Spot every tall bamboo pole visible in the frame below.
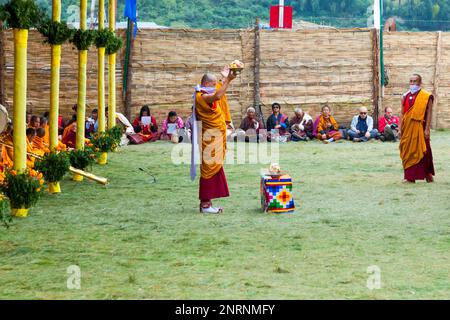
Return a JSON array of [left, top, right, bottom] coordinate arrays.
[[76, 0, 88, 150], [97, 0, 106, 132], [49, 0, 61, 150], [12, 29, 28, 172], [108, 0, 117, 129]]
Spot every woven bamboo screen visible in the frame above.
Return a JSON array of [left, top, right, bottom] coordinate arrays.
[[1, 28, 450, 129]]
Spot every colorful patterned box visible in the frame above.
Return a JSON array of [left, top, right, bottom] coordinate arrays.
[[260, 174, 295, 213]]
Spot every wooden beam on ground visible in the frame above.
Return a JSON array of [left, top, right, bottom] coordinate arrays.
[[432, 31, 442, 130]]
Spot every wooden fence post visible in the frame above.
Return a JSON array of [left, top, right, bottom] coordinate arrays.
[[371, 28, 380, 129], [254, 18, 261, 108], [432, 31, 442, 130], [0, 21, 5, 106]]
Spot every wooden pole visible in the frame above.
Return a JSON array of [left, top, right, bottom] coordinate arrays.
[[0, 21, 5, 106], [254, 18, 261, 109], [371, 28, 380, 129], [49, 0, 61, 150], [432, 31, 442, 130], [124, 20, 134, 120], [76, 0, 88, 151], [108, 0, 117, 129]]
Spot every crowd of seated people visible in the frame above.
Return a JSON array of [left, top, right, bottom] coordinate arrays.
[[230, 102, 401, 144]]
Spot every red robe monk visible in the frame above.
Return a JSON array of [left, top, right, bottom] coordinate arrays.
[[399, 74, 434, 183], [192, 72, 236, 214]]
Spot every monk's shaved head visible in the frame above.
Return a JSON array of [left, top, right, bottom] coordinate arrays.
[[201, 73, 217, 86]]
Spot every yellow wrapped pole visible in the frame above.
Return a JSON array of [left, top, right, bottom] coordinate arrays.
[[98, 47, 105, 132], [12, 29, 28, 173], [76, 50, 87, 150], [108, 0, 117, 129], [76, 0, 88, 151], [49, 0, 61, 150], [97, 0, 106, 132]]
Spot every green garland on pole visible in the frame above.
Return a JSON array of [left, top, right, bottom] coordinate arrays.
[[38, 20, 74, 45], [0, 0, 43, 29], [70, 29, 96, 51]]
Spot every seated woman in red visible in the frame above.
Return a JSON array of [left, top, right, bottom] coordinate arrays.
[[132, 105, 159, 142]]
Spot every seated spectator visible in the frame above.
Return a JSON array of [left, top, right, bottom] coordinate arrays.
[[33, 127, 50, 155], [86, 108, 99, 137], [161, 111, 184, 143], [378, 107, 400, 142], [40, 116, 50, 146], [26, 111, 32, 126], [316, 105, 342, 144], [234, 107, 264, 142], [347, 107, 379, 142], [62, 115, 77, 148], [290, 107, 314, 141], [26, 128, 37, 167], [266, 103, 290, 142], [29, 115, 40, 129], [133, 105, 158, 141]]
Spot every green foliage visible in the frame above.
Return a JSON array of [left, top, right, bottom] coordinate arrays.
[[94, 28, 111, 48], [70, 29, 96, 51], [38, 20, 75, 45], [0, 0, 44, 30], [90, 131, 117, 153], [0, 170, 42, 209], [68, 148, 96, 170], [93, 29, 123, 54], [107, 126, 123, 146], [105, 34, 123, 55], [34, 151, 71, 183], [0, 197, 11, 229]]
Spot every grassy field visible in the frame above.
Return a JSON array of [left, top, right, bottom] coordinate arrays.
[[0, 131, 449, 299]]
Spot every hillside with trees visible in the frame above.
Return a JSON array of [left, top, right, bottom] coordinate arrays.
[[3, 0, 449, 31]]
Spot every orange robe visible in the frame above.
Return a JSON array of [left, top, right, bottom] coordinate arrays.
[[195, 92, 227, 179], [399, 89, 435, 182], [43, 124, 50, 145], [62, 123, 76, 148], [216, 82, 232, 125], [1, 134, 14, 169], [26, 140, 36, 168], [316, 115, 342, 140], [195, 91, 230, 202], [33, 136, 50, 154]]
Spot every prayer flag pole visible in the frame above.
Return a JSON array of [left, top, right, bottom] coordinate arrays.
[[279, 0, 284, 29]]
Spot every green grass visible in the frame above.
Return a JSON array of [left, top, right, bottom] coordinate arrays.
[[1, 131, 449, 299]]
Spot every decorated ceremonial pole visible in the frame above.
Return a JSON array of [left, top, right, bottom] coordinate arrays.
[[374, 0, 384, 127], [97, 0, 106, 133], [108, 0, 117, 129], [12, 27, 27, 172], [76, 0, 88, 151], [49, 0, 61, 151]]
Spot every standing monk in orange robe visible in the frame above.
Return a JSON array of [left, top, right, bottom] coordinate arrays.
[[399, 74, 435, 183], [191, 71, 236, 214]]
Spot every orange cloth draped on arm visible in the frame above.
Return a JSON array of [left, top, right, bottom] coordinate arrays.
[[216, 82, 232, 125], [399, 90, 430, 170], [33, 136, 50, 154], [26, 140, 36, 168], [43, 124, 50, 145], [1, 134, 14, 168], [195, 92, 227, 180]]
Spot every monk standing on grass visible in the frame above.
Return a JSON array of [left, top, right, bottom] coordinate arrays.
[[399, 74, 435, 183], [191, 71, 236, 214]]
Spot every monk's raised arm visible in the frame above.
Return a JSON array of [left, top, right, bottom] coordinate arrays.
[[202, 72, 236, 105]]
